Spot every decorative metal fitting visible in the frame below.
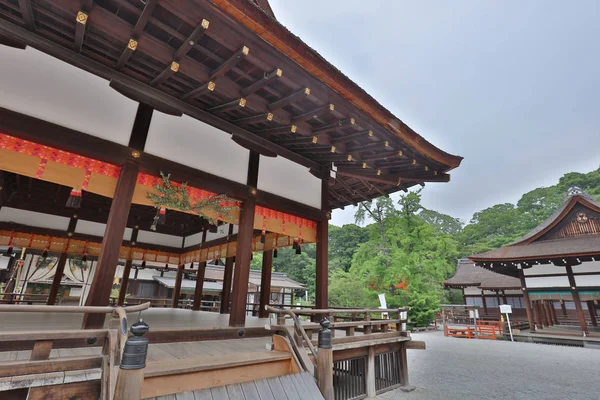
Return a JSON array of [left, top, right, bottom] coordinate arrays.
[[127, 39, 138, 51], [368, 130, 373, 137], [131, 242, 136, 246], [326, 212, 332, 219], [170, 61, 180, 72], [67, 232, 74, 237], [207, 81, 216, 91], [398, 151, 403, 156], [239, 98, 247, 107], [434, 171, 438, 176], [304, 88, 311, 95], [73, 214, 78, 219], [242, 46, 250, 55], [384, 141, 389, 147], [328, 104, 335, 111], [349, 118, 355, 124], [412, 159, 417, 165], [201, 19, 210, 29], [266, 113, 274, 121], [377, 170, 382, 176], [120, 320, 150, 370], [250, 187, 257, 196], [290, 125, 298, 133], [131, 150, 141, 158], [312, 136, 318, 144], [76, 11, 88, 25], [346, 155, 352, 161], [424, 166, 429, 171], [330, 146, 336, 153], [318, 318, 332, 349], [362, 162, 367, 169]]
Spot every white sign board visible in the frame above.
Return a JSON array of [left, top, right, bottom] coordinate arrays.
[[499, 304, 512, 314], [468, 309, 479, 319]]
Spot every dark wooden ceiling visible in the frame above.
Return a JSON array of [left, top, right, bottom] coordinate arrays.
[[0, 171, 209, 236], [0, 0, 455, 209]]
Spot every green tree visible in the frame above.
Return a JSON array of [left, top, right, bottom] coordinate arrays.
[[418, 209, 463, 235], [329, 224, 369, 272]]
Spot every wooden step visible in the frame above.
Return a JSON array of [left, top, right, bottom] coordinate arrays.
[[142, 351, 299, 399]]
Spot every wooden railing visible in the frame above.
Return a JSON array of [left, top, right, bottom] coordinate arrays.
[[0, 303, 150, 399]]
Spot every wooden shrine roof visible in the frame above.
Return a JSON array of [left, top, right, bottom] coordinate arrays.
[[0, 0, 462, 209], [470, 193, 600, 277], [444, 259, 521, 290]]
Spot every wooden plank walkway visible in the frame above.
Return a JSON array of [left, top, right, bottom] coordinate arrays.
[[145, 372, 324, 400]]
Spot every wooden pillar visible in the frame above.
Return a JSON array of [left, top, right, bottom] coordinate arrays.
[[117, 259, 133, 306], [258, 250, 273, 318], [587, 301, 598, 327], [171, 264, 184, 308], [501, 290, 508, 305], [229, 151, 259, 327], [365, 346, 376, 398], [540, 300, 549, 326], [399, 342, 409, 387], [566, 265, 588, 335], [220, 257, 234, 314], [192, 261, 207, 311], [82, 160, 139, 329], [46, 253, 68, 305], [315, 176, 329, 309], [518, 270, 536, 331], [544, 301, 553, 326], [533, 301, 543, 329], [550, 301, 559, 325], [496, 290, 501, 307], [481, 291, 488, 315], [560, 300, 568, 318]]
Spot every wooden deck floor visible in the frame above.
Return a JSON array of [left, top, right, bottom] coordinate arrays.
[[0, 308, 272, 332], [145, 372, 324, 400]]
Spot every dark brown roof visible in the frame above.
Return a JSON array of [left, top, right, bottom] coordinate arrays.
[[444, 259, 521, 290]]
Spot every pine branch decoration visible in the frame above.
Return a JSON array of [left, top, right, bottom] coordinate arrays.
[[146, 172, 239, 226]]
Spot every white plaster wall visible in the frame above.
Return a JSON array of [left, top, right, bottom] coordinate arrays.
[[185, 232, 204, 247], [136, 231, 183, 248], [523, 264, 567, 275], [525, 276, 570, 288], [572, 261, 600, 274], [0, 47, 137, 145], [204, 224, 236, 243], [575, 275, 600, 287], [463, 287, 482, 295], [146, 113, 249, 184], [0, 207, 70, 231], [258, 155, 321, 208], [0, 256, 9, 270]]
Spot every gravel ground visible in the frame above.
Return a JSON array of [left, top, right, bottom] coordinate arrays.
[[378, 331, 600, 400]]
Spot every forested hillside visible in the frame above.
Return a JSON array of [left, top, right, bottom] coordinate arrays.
[[251, 168, 600, 326]]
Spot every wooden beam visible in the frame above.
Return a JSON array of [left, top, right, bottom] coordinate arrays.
[[258, 250, 273, 318], [232, 112, 274, 125], [347, 140, 392, 153], [292, 104, 335, 124], [109, 79, 182, 117], [115, 0, 159, 69], [17, 0, 35, 31], [336, 168, 450, 185], [255, 124, 298, 136], [361, 150, 404, 162], [82, 160, 139, 329], [331, 129, 373, 145], [192, 261, 207, 311], [0, 32, 26, 49], [180, 80, 216, 101], [240, 68, 282, 97], [128, 103, 154, 151], [268, 87, 310, 111]]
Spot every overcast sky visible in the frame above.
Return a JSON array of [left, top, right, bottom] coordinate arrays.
[[269, 0, 600, 226]]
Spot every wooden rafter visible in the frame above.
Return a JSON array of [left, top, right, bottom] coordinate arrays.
[[267, 87, 310, 111], [347, 140, 391, 153], [240, 68, 282, 97], [0, 32, 25, 49], [151, 20, 210, 87], [313, 118, 357, 137], [232, 112, 273, 125], [115, 0, 158, 69], [331, 129, 373, 145], [336, 169, 450, 185], [208, 98, 247, 113], [17, 0, 34, 31], [255, 125, 298, 136], [291, 104, 335, 124], [74, 1, 93, 53], [360, 179, 389, 198], [361, 150, 403, 162]]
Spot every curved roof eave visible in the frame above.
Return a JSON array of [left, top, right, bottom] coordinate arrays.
[[210, 0, 463, 170]]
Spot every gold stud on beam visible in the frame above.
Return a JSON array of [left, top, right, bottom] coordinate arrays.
[[304, 88, 311, 95], [362, 162, 367, 169], [207, 81, 216, 91], [242, 46, 250, 55], [434, 171, 438, 176], [76, 11, 88, 25], [201, 19, 210, 29], [424, 166, 429, 171], [127, 39, 138, 51], [276, 69, 283, 77], [330, 146, 336, 153], [329, 104, 335, 111], [368, 130, 374, 137], [312, 136, 318, 144], [131, 150, 141, 158], [347, 155, 353, 161], [384, 141, 389, 147], [398, 151, 403, 156], [266, 113, 274, 121], [412, 159, 417, 165], [239, 98, 247, 107], [290, 125, 298, 133], [377, 169, 382, 176], [170, 61, 180, 72], [350, 118, 356, 124]]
